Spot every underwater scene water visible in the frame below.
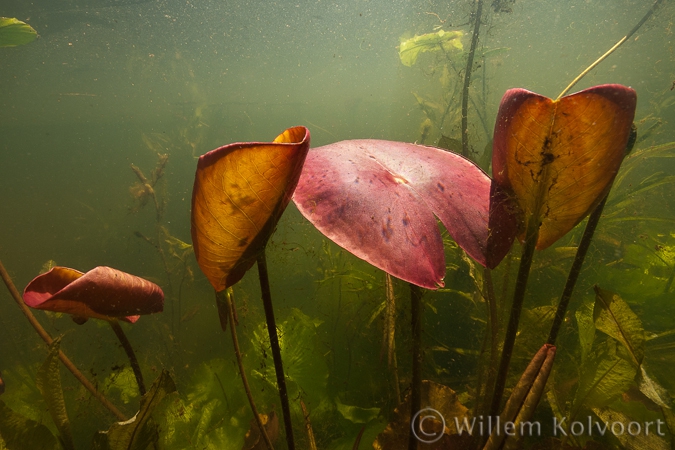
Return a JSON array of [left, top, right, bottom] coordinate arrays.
[[1, 0, 675, 448]]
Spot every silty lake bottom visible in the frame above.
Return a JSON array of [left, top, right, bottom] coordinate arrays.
[[1, 0, 675, 448]]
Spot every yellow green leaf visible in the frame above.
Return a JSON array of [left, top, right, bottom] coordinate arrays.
[[0, 17, 37, 48], [398, 30, 463, 67]]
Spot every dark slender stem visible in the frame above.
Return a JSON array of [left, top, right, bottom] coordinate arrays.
[[408, 283, 423, 450], [257, 252, 295, 450], [108, 319, 146, 396], [0, 259, 127, 420], [220, 289, 274, 450], [547, 196, 607, 345], [489, 222, 539, 419], [475, 267, 498, 424], [461, 0, 484, 158], [547, 124, 637, 344]]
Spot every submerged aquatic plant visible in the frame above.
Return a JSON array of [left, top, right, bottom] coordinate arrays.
[[293, 139, 517, 288], [23, 266, 164, 396], [191, 126, 311, 450], [488, 84, 637, 421], [23, 266, 164, 323]]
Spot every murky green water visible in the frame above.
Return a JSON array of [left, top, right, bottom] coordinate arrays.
[[1, 0, 675, 448]]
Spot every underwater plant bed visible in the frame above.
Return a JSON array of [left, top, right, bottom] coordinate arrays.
[[2, 1, 675, 449]]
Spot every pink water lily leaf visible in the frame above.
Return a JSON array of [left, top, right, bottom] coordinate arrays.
[[23, 266, 164, 324], [293, 140, 516, 289]]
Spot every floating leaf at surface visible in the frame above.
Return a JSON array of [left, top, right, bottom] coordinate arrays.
[[0, 17, 37, 48], [593, 285, 645, 367], [492, 84, 637, 249], [23, 266, 164, 324], [398, 30, 463, 67], [293, 140, 516, 289], [36, 339, 74, 450], [191, 126, 310, 292]]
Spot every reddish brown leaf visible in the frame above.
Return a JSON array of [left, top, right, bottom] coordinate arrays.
[[23, 266, 164, 323], [293, 140, 516, 289], [492, 84, 636, 249], [191, 126, 310, 292]]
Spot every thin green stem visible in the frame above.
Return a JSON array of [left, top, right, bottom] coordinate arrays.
[[107, 319, 146, 396], [219, 289, 274, 450], [557, 0, 663, 99], [461, 0, 484, 158], [489, 222, 539, 419], [257, 252, 295, 450], [0, 259, 127, 420], [407, 283, 423, 450]]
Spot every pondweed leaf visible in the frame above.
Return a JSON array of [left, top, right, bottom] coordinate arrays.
[[593, 286, 645, 366]]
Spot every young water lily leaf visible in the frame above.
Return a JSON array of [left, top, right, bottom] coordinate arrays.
[[492, 84, 637, 249], [398, 30, 463, 67], [36, 339, 74, 450], [23, 266, 164, 324], [484, 344, 556, 450], [191, 126, 310, 292], [0, 17, 37, 48], [293, 140, 516, 288]]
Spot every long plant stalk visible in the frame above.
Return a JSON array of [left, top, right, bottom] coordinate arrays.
[[546, 198, 606, 345], [219, 289, 274, 450], [257, 252, 295, 450], [488, 221, 539, 419], [547, 125, 637, 345], [407, 283, 423, 450], [460, 0, 484, 158], [0, 259, 127, 420], [557, 0, 664, 99], [107, 319, 146, 396]]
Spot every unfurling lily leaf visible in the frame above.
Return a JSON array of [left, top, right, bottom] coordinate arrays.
[[398, 30, 463, 67], [484, 344, 556, 450], [23, 266, 164, 324], [191, 126, 311, 292], [293, 140, 516, 289], [492, 84, 637, 249]]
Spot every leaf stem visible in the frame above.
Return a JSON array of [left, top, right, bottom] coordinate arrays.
[[407, 283, 423, 450], [548, 124, 637, 345], [556, 0, 664, 100], [257, 251, 295, 450], [219, 289, 274, 450], [489, 221, 539, 419], [546, 197, 607, 345], [107, 319, 146, 396], [0, 259, 127, 421], [461, 0, 484, 158]]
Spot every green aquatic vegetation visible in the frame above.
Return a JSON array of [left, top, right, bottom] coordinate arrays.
[[0, 17, 37, 48], [398, 30, 464, 68], [36, 339, 74, 450]]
